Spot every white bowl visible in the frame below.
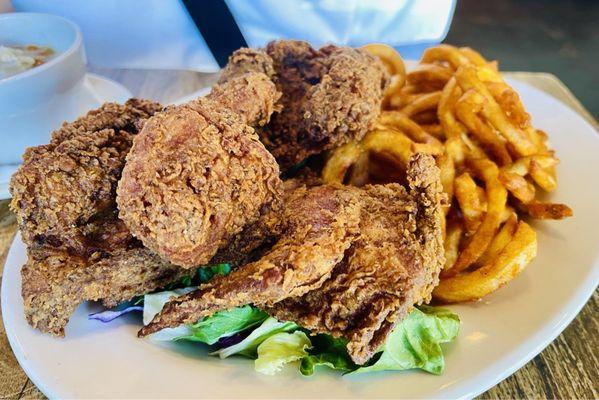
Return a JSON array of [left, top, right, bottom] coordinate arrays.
[[0, 12, 87, 164]]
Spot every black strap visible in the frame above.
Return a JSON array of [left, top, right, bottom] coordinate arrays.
[[181, 0, 248, 68]]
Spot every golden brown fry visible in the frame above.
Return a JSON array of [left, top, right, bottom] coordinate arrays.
[[438, 77, 465, 142], [486, 81, 531, 129], [444, 222, 463, 270], [455, 90, 512, 166], [348, 152, 370, 187], [400, 91, 442, 117], [407, 63, 453, 91], [362, 43, 406, 107], [379, 111, 444, 154], [455, 65, 537, 157], [476, 213, 518, 267], [422, 44, 469, 69], [504, 155, 559, 192], [361, 129, 414, 168], [520, 201, 573, 220], [498, 170, 536, 203], [433, 221, 537, 303], [411, 110, 439, 125], [454, 172, 485, 234], [421, 123, 444, 139], [322, 142, 362, 184], [458, 47, 488, 67], [443, 158, 507, 277], [437, 150, 455, 206]]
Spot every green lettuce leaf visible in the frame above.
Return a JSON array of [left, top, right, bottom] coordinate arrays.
[[176, 306, 268, 345], [299, 334, 357, 376], [165, 263, 231, 290], [211, 317, 298, 359], [196, 263, 231, 283], [349, 306, 460, 375], [255, 331, 312, 375]]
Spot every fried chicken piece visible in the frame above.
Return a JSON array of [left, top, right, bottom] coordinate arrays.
[[22, 247, 185, 336], [219, 40, 388, 169], [117, 73, 282, 268], [210, 175, 322, 267], [265, 154, 445, 364], [10, 99, 190, 336], [10, 99, 162, 256], [139, 184, 362, 336], [139, 155, 444, 353]]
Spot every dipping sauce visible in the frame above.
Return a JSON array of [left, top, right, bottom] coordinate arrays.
[[0, 44, 54, 79]]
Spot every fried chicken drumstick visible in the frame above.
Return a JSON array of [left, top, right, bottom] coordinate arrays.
[[220, 40, 389, 169], [140, 154, 445, 364], [117, 73, 282, 268]]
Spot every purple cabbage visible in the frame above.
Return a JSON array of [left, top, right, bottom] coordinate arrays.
[[89, 306, 143, 323]]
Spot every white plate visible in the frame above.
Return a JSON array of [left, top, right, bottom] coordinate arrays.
[[2, 79, 599, 399], [0, 73, 131, 200]]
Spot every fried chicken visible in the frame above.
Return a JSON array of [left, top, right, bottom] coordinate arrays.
[[265, 154, 445, 364], [139, 154, 445, 366], [219, 40, 389, 169], [10, 99, 162, 256], [10, 99, 188, 336], [116, 73, 282, 268], [22, 247, 185, 336]]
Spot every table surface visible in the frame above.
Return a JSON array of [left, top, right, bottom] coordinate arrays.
[[0, 68, 597, 400]]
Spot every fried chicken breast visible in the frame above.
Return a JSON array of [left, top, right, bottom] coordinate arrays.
[[117, 73, 282, 268], [10, 99, 187, 336], [220, 40, 389, 169], [140, 154, 445, 365]]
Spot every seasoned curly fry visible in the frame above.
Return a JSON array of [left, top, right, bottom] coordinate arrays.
[[443, 158, 507, 278], [433, 221, 537, 303], [454, 172, 486, 234], [407, 64, 453, 91], [322, 141, 362, 184], [455, 90, 512, 166], [400, 91, 442, 117]]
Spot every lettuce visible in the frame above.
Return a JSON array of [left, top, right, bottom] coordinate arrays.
[[142, 287, 197, 341], [299, 334, 357, 376], [143, 288, 267, 344], [177, 306, 268, 345], [211, 317, 298, 359], [349, 306, 460, 375], [255, 331, 311, 375], [165, 263, 231, 290], [140, 285, 460, 378]]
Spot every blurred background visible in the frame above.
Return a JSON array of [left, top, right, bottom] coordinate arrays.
[[2, 0, 597, 118]]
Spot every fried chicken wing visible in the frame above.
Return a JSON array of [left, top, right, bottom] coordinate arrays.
[[117, 73, 282, 268], [266, 154, 445, 364], [140, 154, 444, 363], [220, 40, 388, 169], [22, 247, 185, 336], [10, 99, 189, 336]]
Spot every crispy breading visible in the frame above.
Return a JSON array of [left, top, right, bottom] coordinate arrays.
[[266, 154, 445, 364], [139, 184, 362, 336], [220, 40, 388, 169], [10, 99, 162, 256], [140, 154, 444, 363], [9, 99, 190, 336], [117, 73, 282, 268], [22, 247, 185, 336]]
